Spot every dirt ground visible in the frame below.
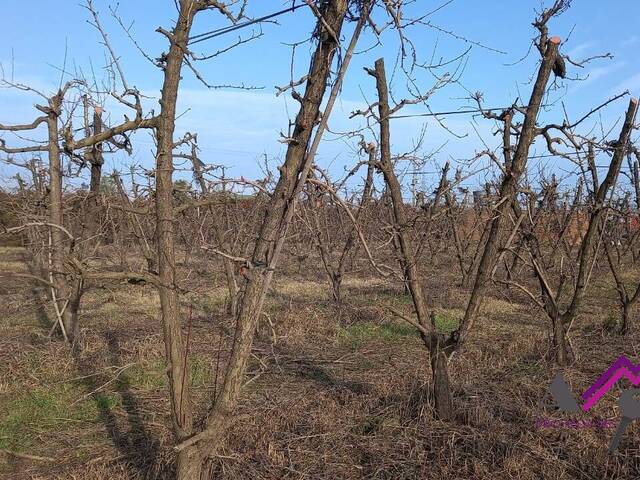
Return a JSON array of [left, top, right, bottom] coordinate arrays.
[[1, 245, 640, 479]]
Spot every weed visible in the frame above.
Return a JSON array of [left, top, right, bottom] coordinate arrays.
[[94, 393, 121, 411], [127, 356, 210, 390], [433, 311, 460, 334]]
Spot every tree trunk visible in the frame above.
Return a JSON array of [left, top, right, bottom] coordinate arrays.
[[620, 303, 630, 335], [562, 98, 638, 322], [552, 317, 571, 366], [63, 107, 104, 342], [445, 191, 468, 286], [331, 148, 376, 302], [222, 250, 239, 316], [153, 3, 198, 477], [217, 0, 349, 407], [190, 148, 238, 316], [86, 106, 104, 242], [462, 213, 491, 288], [112, 172, 158, 273], [544, 98, 638, 365], [603, 237, 635, 336], [307, 180, 341, 302], [331, 273, 342, 303], [177, 446, 207, 480], [369, 57, 455, 418], [46, 91, 78, 343], [430, 345, 454, 420]]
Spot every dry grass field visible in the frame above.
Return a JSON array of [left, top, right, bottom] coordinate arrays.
[[2, 245, 640, 479]]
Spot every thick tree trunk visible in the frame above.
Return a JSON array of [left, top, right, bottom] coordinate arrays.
[[152, 2, 198, 477], [46, 92, 79, 343], [552, 317, 571, 366], [430, 345, 454, 420], [177, 446, 208, 480]]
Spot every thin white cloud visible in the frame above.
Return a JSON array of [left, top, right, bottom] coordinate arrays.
[[567, 41, 596, 59], [612, 72, 640, 96], [585, 62, 626, 83], [567, 62, 626, 94]]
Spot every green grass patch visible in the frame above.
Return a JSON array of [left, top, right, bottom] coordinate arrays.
[[433, 311, 460, 334], [93, 393, 121, 411], [390, 293, 414, 306], [128, 360, 167, 390], [337, 322, 419, 348], [338, 309, 461, 349], [348, 291, 413, 308], [0, 386, 103, 452]]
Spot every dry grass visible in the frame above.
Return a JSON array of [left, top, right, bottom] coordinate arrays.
[[1, 246, 640, 479]]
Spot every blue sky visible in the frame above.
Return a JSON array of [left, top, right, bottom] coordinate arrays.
[[1, 1, 639, 193]]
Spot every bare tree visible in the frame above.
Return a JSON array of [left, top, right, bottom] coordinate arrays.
[[511, 100, 638, 363], [600, 147, 640, 334], [355, 1, 565, 417], [302, 143, 376, 302]]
